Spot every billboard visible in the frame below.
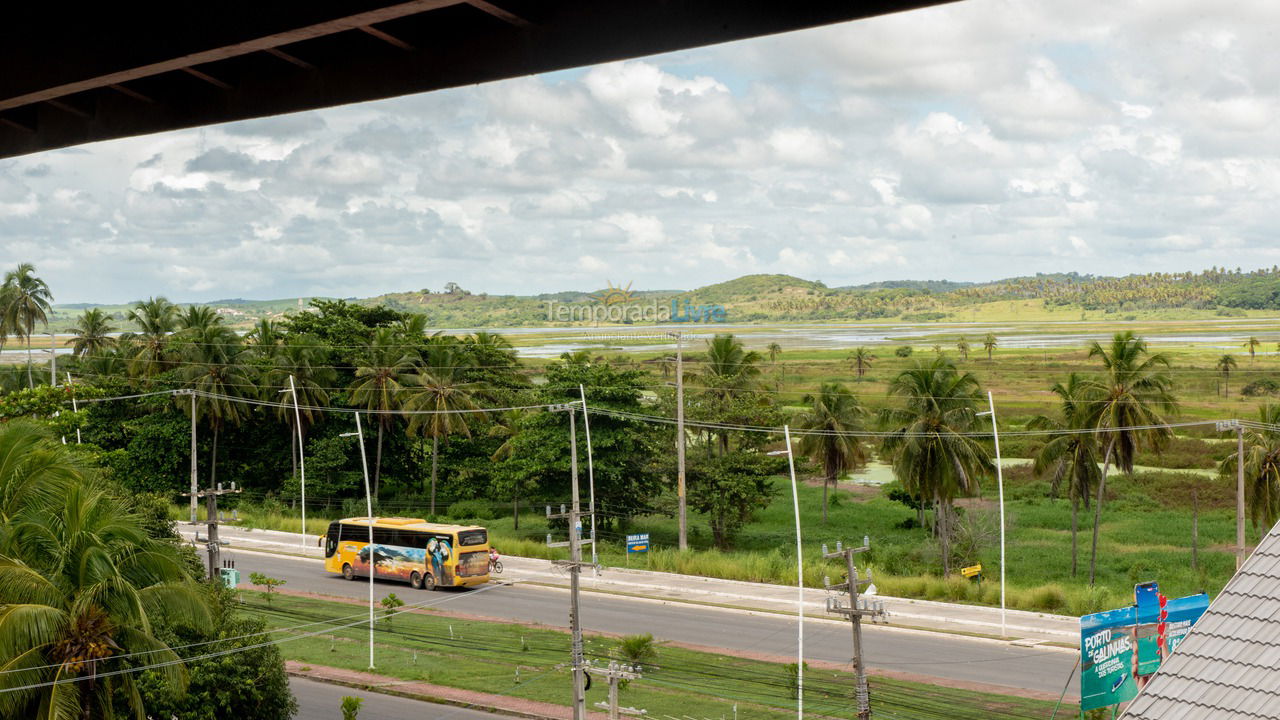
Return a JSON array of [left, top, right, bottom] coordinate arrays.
[[1079, 583, 1210, 712]]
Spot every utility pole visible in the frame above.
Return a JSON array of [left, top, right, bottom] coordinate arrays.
[[281, 375, 307, 549], [595, 661, 641, 720], [546, 402, 592, 720], [823, 538, 885, 720], [579, 384, 598, 573], [187, 390, 198, 524], [65, 373, 81, 444], [188, 480, 241, 581], [667, 331, 686, 551], [1218, 419, 1246, 568]]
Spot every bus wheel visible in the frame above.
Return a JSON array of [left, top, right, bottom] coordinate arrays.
[[410, 572, 423, 590], [342, 564, 355, 581], [423, 573, 436, 591]]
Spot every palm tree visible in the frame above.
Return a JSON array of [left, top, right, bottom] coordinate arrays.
[[1081, 331, 1178, 584], [559, 349, 593, 365], [267, 335, 336, 489], [797, 383, 868, 523], [489, 408, 531, 528], [767, 343, 782, 363], [0, 422, 210, 720], [1218, 404, 1280, 530], [177, 305, 222, 333], [956, 338, 970, 361], [880, 357, 992, 576], [402, 347, 484, 515], [348, 328, 417, 497], [123, 297, 179, 378], [1245, 336, 1262, 362], [1217, 354, 1238, 398], [245, 318, 282, 355], [2, 263, 54, 388], [697, 334, 762, 455], [848, 347, 875, 380], [983, 333, 998, 361], [175, 326, 257, 490], [67, 308, 116, 359], [1028, 374, 1102, 576]]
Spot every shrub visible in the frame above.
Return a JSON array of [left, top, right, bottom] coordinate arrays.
[[1241, 378, 1280, 397], [447, 499, 499, 521], [894, 346, 914, 358], [1027, 584, 1067, 612]]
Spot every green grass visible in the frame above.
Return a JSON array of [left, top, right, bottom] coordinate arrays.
[[239, 590, 1072, 720]]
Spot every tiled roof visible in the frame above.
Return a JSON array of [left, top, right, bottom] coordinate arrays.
[[1123, 519, 1280, 719]]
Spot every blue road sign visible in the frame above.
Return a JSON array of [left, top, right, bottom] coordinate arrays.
[[626, 533, 650, 553]]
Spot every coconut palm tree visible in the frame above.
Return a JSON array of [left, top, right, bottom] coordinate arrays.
[[1245, 336, 1262, 362], [1028, 374, 1102, 576], [880, 357, 992, 576], [245, 318, 282, 356], [1218, 404, 1280, 530], [767, 343, 782, 363], [2, 263, 54, 388], [177, 305, 221, 334], [175, 325, 257, 490], [348, 328, 417, 497], [123, 297, 179, 378], [0, 422, 210, 720], [797, 383, 868, 523], [1218, 354, 1238, 398], [1081, 331, 1178, 584], [956, 338, 970, 361], [983, 333, 998, 361], [697, 334, 762, 455], [848, 347, 874, 380], [266, 335, 336, 488], [402, 347, 484, 515], [488, 408, 531, 528], [67, 308, 116, 359]]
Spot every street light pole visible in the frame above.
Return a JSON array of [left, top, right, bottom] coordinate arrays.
[[579, 385, 598, 573], [771, 427, 803, 720], [978, 391, 1007, 638], [668, 331, 686, 551], [66, 373, 81, 444], [341, 413, 375, 670], [281, 376, 307, 550]]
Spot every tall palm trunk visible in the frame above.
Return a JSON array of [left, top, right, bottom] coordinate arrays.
[[26, 335, 33, 388], [1088, 438, 1117, 585], [937, 492, 951, 577], [513, 496, 520, 530], [430, 435, 439, 515], [373, 422, 384, 500], [1070, 493, 1079, 577], [822, 472, 832, 524], [289, 427, 298, 509]]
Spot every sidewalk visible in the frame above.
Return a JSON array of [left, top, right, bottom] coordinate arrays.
[[184, 525, 1079, 645]]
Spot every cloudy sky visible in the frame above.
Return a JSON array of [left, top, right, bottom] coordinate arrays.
[[3, 0, 1280, 304]]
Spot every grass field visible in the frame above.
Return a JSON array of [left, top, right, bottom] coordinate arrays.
[[238, 590, 1072, 720]]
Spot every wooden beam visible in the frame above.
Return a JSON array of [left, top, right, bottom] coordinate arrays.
[[0, 0, 464, 111], [265, 48, 314, 69], [0, 116, 35, 134], [108, 83, 155, 103], [466, 0, 532, 27], [181, 67, 233, 90], [359, 25, 415, 51], [46, 99, 92, 119]]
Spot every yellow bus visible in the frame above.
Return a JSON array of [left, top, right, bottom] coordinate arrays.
[[323, 517, 490, 590]]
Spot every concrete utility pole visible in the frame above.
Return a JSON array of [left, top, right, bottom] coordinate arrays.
[[823, 538, 885, 720], [281, 375, 308, 549], [188, 480, 241, 581], [546, 403, 592, 720], [188, 390, 198, 524], [579, 384, 598, 572], [597, 662, 641, 720], [65, 373, 81, 444], [667, 331, 687, 551], [1218, 419, 1246, 568]]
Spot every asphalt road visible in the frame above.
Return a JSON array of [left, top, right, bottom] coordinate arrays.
[[291, 676, 512, 720], [244, 551, 1079, 697]]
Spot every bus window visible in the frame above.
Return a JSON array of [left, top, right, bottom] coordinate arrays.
[[325, 522, 340, 558], [458, 529, 487, 546]]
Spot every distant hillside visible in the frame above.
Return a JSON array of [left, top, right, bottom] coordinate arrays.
[[48, 266, 1280, 330]]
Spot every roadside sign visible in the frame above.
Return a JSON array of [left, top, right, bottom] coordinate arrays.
[[960, 564, 983, 579], [626, 533, 649, 554]]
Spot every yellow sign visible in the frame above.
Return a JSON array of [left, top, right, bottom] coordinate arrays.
[[961, 564, 983, 578]]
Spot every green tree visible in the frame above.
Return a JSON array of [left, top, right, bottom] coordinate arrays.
[[248, 572, 286, 604], [347, 328, 416, 497], [1218, 354, 1238, 398], [767, 342, 782, 363], [697, 334, 763, 455], [380, 592, 405, 626], [1028, 373, 1102, 576], [956, 337, 970, 361], [2, 263, 54, 388], [123, 297, 179, 378], [488, 408, 533, 528], [1245, 336, 1262, 362], [402, 347, 484, 515], [1081, 331, 1178, 585], [686, 452, 781, 549], [797, 383, 868, 523], [1218, 404, 1280, 530], [177, 305, 221, 333], [0, 422, 211, 720], [67, 308, 116, 359], [848, 347, 874, 379], [267, 336, 336, 492], [880, 357, 993, 576], [341, 696, 363, 720], [245, 318, 282, 353], [983, 333, 998, 361], [175, 325, 257, 490]]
